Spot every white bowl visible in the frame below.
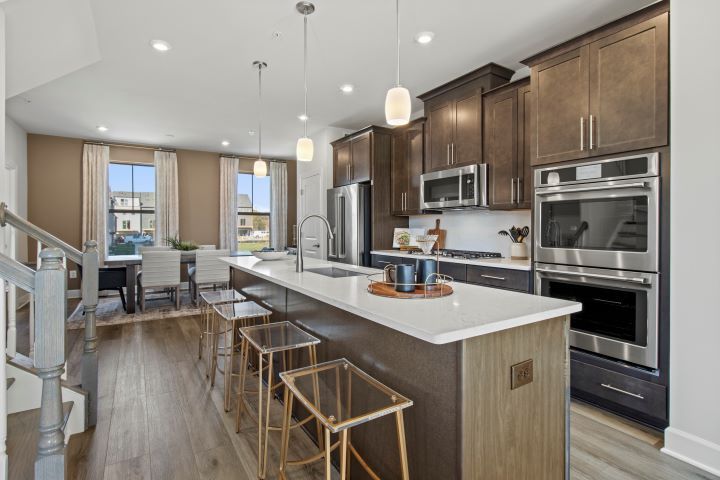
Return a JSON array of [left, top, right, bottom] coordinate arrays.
[[252, 250, 290, 261]]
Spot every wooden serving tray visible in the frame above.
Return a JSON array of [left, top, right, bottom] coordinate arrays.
[[367, 281, 453, 299]]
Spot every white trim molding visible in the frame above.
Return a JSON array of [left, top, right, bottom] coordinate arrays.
[[663, 427, 720, 477]]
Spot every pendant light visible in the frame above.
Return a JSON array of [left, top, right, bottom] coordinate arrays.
[[253, 61, 268, 178], [296, 2, 315, 162], [385, 0, 411, 126]]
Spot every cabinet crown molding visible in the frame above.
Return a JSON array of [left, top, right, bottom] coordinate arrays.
[[418, 62, 515, 102]]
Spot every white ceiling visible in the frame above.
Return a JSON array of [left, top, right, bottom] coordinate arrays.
[[5, 0, 655, 160]]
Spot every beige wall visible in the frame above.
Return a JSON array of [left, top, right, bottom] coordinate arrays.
[[27, 134, 298, 289]]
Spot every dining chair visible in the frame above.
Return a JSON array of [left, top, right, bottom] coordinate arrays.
[[198, 244, 216, 249], [188, 249, 231, 304], [137, 250, 181, 311], [139, 245, 172, 253]]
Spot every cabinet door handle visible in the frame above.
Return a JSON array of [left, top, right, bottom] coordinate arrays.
[[404, 192, 407, 211], [600, 383, 645, 400], [481, 274, 506, 281], [580, 117, 585, 151], [510, 178, 515, 204], [447, 144, 451, 165], [589, 114, 595, 150], [517, 177, 522, 204], [451, 143, 455, 164]]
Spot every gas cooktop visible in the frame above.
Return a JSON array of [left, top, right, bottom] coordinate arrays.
[[408, 249, 503, 260]]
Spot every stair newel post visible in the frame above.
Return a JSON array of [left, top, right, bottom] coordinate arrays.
[[33, 248, 67, 480], [81, 240, 99, 427]]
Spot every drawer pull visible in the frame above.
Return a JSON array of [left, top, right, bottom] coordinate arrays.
[[480, 274, 506, 281], [377, 261, 391, 265], [601, 383, 645, 400]]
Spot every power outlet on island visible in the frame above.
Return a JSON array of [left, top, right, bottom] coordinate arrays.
[[511, 359, 533, 390], [69, 270, 77, 279]]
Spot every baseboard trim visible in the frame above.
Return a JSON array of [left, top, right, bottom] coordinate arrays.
[[662, 427, 720, 477]]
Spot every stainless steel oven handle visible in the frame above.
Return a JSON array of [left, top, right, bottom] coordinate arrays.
[[600, 383, 645, 400], [535, 181, 648, 196], [535, 268, 650, 285]]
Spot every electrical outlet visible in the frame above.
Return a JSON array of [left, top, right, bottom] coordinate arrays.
[[69, 270, 77, 279], [511, 359, 533, 390]]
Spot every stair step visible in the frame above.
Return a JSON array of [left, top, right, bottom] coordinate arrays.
[[7, 402, 74, 480], [8, 352, 89, 396], [7, 377, 15, 389]]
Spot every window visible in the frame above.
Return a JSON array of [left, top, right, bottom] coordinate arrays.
[[108, 163, 156, 256], [237, 172, 270, 252]]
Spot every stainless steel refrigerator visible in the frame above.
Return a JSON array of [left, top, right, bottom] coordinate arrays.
[[326, 183, 371, 266]]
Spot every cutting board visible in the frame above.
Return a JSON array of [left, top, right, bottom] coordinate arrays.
[[428, 219, 447, 250]]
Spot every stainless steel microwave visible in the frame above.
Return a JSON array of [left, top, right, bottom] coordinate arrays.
[[420, 164, 488, 209]]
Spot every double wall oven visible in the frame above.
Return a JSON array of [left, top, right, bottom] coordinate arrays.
[[534, 153, 661, 369]]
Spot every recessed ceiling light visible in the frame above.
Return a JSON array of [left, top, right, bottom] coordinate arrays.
[[96, 125, 108, 132], [298, 114, 309, 122], [248, 130, 256, 136], [414, 31, 435, 45], [221, 140, 230, 147], [150, 39, 172, 52], [339, 84, 354, 94]]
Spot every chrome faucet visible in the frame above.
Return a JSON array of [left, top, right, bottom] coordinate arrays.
[[296, 214, 335, 273]]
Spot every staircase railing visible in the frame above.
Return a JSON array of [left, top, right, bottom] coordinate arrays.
[[0, 203, 99, 427], [0, 248, 68, 479]]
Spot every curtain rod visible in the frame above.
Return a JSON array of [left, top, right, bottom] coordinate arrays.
[[220, 154, 286, 164], [83, 141, 176, 152]]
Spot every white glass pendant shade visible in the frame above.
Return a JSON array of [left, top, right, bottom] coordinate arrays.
[[296, 137, 314, 162], [253, 158, 267, 177], [385, 86, 411, 126]]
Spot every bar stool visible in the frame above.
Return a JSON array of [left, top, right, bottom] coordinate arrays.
[[278, 358, 413, 480], [236, 321, 322, 480], [198, 289, 245, 377], [212, 301, 272, 411]]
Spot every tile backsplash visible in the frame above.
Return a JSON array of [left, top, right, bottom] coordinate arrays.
[[408, 209, 532, 256]]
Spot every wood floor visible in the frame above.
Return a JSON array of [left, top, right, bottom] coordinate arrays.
[[8, 308, 719, 480]]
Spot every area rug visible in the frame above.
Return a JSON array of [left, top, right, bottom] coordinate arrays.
[[66, 291, 201, 329]]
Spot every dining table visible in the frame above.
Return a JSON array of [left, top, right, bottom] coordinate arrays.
[[105, 250, 251, 314]]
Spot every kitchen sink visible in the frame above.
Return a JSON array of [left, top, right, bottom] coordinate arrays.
[[304, 267, 367, 278]]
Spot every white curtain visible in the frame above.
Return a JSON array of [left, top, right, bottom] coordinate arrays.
[[82, 143, 109, 263], [219, 156, 239, 251], [270, 161, 288, 250], [154, 151, 179, 245]]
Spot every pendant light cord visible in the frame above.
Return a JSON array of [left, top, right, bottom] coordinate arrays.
[[396, 0, 400, 87], [303, 11, 308, 138], [258, 65, 263, 160]]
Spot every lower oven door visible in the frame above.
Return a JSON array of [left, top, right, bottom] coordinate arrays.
[[535, 263, 659, 369]]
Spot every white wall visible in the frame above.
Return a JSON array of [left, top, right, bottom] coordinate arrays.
[[662, 0, 720, 476], [5, 115, 27, 263], [409, 210, 531, 256]]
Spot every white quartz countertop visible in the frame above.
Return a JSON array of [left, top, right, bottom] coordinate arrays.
[[370, 250, 532, 271], [221, 256, 580, 345]]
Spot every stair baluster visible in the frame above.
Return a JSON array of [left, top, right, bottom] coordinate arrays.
[[81, 241, 99, 427], [33, 248, 67, 480]]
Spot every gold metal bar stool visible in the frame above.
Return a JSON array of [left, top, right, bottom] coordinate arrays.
[[198, 289, 245, 377], [212, 300, 271, 411], [236, 321, 322, 480], [278, 358, 413, 480]]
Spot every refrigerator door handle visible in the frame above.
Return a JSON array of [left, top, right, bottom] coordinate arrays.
[[328, 195, 338, 258], [338, 195, 346, 258]]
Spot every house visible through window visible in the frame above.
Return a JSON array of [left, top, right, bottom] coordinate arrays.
[[108, 163, 156, 256], [237, 172, 270, 252]]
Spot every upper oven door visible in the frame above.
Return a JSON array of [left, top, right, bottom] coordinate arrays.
[[534, 177, 659, 272]]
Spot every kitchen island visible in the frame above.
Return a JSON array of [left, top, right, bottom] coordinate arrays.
[[222, 256, 581, 479]]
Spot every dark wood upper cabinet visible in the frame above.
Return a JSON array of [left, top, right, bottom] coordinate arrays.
[[524, 4, 669, 166], [391, 118, 425, 215], [531, 46, 590, 165], [350, 134, 372, 183], [333, 141, 351, 187], [331, 126, 408, 249], [588, 14, 668, 155], [419, 63, 514, 173], [483, 78, 532, 210]]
